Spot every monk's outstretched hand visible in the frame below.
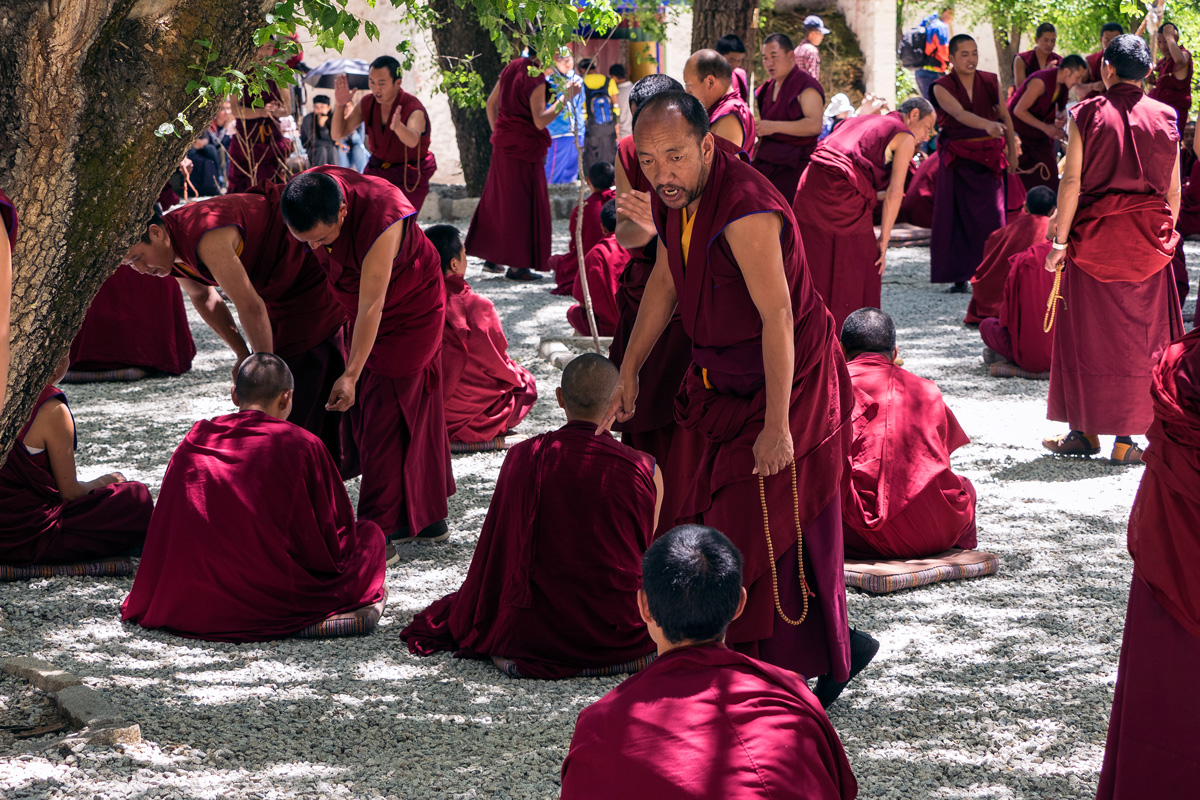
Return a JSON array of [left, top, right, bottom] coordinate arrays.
[[597, 371, 639, 434], [875, 240, 887, 276], [752, 428, 794, 477], [326, 373, 357, 412], [333, 74, 353, 108], [1044, 246, 1066, 273], [616, 190, 657, 237]]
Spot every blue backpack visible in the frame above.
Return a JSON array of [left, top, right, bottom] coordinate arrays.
[[586, 80, 614, 126]]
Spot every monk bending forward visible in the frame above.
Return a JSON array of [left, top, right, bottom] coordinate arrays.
[[560, 525, 858, 799], [401, 354, 663, 680], [122, 355, 386, 642], [605, 91, 876, 707]]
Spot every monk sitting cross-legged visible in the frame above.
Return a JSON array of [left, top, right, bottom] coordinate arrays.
[[426, 224, 537, 446], [0, 357, 152, 566], [121, 354, 387, 643], [560, 525, 858, 800], [964, 185, 1057, 325], [400, 354, 663, 679], [567, 200, 626, 337], [549, 161, 616, 296], [840, 309, 977, 560]]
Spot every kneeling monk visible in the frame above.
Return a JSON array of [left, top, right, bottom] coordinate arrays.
[[840, 309, 977, 559], [400, 354, 663, 679], [0, 357, 152, 565], [121, 355, 386, 642], [560, 525, 858, 800]]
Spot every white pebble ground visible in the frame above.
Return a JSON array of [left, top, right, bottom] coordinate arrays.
[[0, 221, 1196, 799]]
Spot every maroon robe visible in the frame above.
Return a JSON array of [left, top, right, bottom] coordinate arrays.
[[931, 70, 1008, 283], [303, 165, 454, 536], [1049, 84, 1185, 435], [227, 82, 292, 193], [1097, 328, 1200, 798], [1149, 49, 1193, 136], [442, 274, 537, 444], [980, 241, 1056, 373], [964, 211, 1049, 324], [399, 422, 658, 679], [1015, 48, 1061, 78], [732, 67, 750, 104], [1083, 50, 1105, 100], [1008, 67, 1066, 190], [69, 265, 196, 375], [707, 87, 756, 151], [560, 642, 858, 800], [0, 387, 152, 566], [120, 410, 386, 642], [793, 112, 912, 330], [752, 66, 825, 200], [567, 233, 626, 336], [900, 150, 938, 228], [361, 91, 438, 215], [465, 58, 552, 271], [842, 354, 977, 559], [655, 146, 855, 681], [549, 188, 615, 295]]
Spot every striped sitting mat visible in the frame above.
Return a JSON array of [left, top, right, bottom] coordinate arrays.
[[449, 434, 528, 455], [844, 548, 1000, 595], [0, 557, 135, 582], [989, 362, 1050, 380], [875, 223, 930, 248], [294, 587, 388, 639], [61, 368, 150, 384], [493, 651, 658, 679]]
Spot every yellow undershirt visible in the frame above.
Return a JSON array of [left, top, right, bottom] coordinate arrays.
[[681, 207, 696, 268]]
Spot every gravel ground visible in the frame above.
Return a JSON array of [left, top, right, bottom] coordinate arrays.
[[0, 221, 1196, 800]]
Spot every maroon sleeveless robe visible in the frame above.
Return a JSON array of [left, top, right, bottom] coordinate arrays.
[[567, 233, 626, 336], [227, 82, 292, 193], [752, 66, 825, 201], [1083, 50, 1105, 101], [1008, 67, 1067, 190], [1149, 49, 1193, 136], [361, 91, 438, 215], [465, 58, 552, 271], [707, 87, 756, 151], [793, 112, 911, 329], [1048, 83, 1185, 435], [654, 146, 855, 681], [1015, 48, 1061, 80]]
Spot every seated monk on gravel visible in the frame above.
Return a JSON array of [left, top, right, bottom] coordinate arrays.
[[426, 224, 537, 446], [964, 185, 1056, 325], [0, 356, 152, 566], [400, 354, 663, 679], [567, 200, 626, 337], [840, 308, 977, 560], [980, 222, 1059, 376], [121, 354, 387, 643], [560, 524, 858, 800]]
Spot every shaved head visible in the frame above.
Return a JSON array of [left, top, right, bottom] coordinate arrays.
[[560, 353, 620, 419], [235, 353, 294, 408], [686, 49, 733, 83], [841, 307, 896, 357]]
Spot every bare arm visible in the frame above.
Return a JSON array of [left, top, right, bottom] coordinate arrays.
[[391, 109, 426, 148], [1168, 147, 1182, 221], [486, 80, 500, 129], [758, 88, 824, 138], [532, 82, 573, 130], [1165, 32, 1189, 77], [196, 226, 274, 359], [877, 133, 917, 274], [31, 401, 125, 501], [995, 98, 1020, 171], [1013, 79, 1063, 139], [177, 276, 250, 363], [229, 95, 274, 120], [1013, 56, 1028, 88], [614, 157, 656, 250], [933, 84, 1006, 137], [332, 84, 364, 141], [710, 114, 745, 149], [0, 236, 9, 413], [1045, 117, 1083, 272], [651, 464, 664, 533]]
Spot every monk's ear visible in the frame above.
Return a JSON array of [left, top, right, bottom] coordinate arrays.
[[701, 132, 715, 163], [892, 346, 900, 365], [555, 386, 565, 411], [637, 589, 653, 626], [730, 587, 747, 622], [231, 386, 240, 408]]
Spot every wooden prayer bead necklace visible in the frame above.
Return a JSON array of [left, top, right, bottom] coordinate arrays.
[[1043, 264, 1064, 333], [758, 459, 810, 627]]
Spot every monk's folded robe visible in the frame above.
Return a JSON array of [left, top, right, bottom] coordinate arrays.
[[1008, 67, 1067, 191], [1097, 328, 1200, 799], [400, 422, 657, 679], [707, 86, 756, 148], [1049, 83, 1185, 436], [753, 66, 824, 201], [656, 146, 855, 682], [361, 90, 438, 215], [567, 233, 626, 337], [560, 642, 858, 800], [981, 241, 1056, 373], [165, 185, 349, 461], [0, 387, 151, 566], [549, 188, 615, 295], [442, 273, 536, 444], [963, 211, 1049, 324], [842, 353, 977, 560], [465, 58, 552, 272], [121, 410, 386, 642], [930, 69, 1008, 284], [793, 112, 913, 330], [1148, 48, 1193, 136], [303, 166, 454, 537], [69, 265, 196, 375], [226, 81, 292, 193]]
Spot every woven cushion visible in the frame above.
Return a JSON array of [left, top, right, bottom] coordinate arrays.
[[844, 548, 1000, 594], [493, 651, 657, 679], [61, 368, 150, 384], [877, 224, 930, 248], [0, 557, 135, 582], [989, 362, 1050, 380], [449, 434, 528, 455], [293, 587, 388, 639]]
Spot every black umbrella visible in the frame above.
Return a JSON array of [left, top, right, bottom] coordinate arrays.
[[303, 58, 372, 90]]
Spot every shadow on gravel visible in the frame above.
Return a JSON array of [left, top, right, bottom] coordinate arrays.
[[988, 455, 1142, 483]]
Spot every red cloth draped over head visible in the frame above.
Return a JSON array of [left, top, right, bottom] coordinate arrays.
[[965, 212, 1049, 324], [491, 57, 552, 162], [1009, 67, 1068, 140], [1149, 49, 1193, 134], [441, 274, 537, 444], [303, 166, 445, 378], [1129, 327, 1200, 640], [932, 70, 1001, 141], [708, 88, 756, 150], [399, 423, 658, 679], [560, 642, 858, 800], [754, 66, 825, 161], [1016, 48, 1061, 76], [121, 411, 386, 642], [550, 188, 615, 295], [999, 241, 1056, 373], [164, 185, 346, 357], [567, 234, 626, 336], [0, 188, 17, 249]]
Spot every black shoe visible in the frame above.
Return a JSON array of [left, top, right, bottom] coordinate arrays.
[[481, 261, 504, 274], [812, 630, 880, 709], [395, 519, 451, 543], [948, 281, 969, 294], [506, 267, 543, 281]]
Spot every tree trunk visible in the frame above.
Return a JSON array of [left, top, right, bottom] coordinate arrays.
[[429, 0, 503, 196], [691, 0, 759, 60], [994, 24, 1022, 90], [0, 0, 270, 465]]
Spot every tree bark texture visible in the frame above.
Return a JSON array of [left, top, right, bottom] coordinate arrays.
[[691, 0, 759, 59], [429, 0, 502, 196], [994, 24, 1021, 89], [0, 0, 271, 465]]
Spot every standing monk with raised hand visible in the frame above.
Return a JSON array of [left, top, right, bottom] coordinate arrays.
[[282, 166, 455, 545], [683, 49, 755, 152], [604, 91, 877, 707], [753, 33, 826, 201], [1148, 22, 1193, 136], [332, 56, 437, 215], [931, 35, 1018, 291], [1042, 34, 1185, 464]]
